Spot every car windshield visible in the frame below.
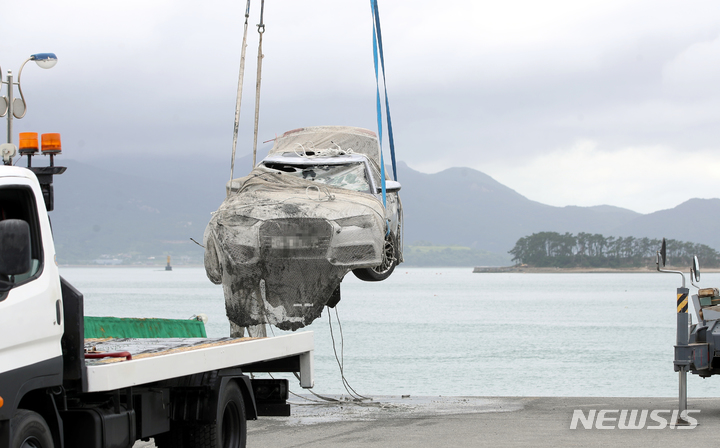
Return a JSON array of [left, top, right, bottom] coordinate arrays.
[[263, 162, 371, 193]]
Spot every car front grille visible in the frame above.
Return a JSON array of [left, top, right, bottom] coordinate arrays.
[[260, 218, 332, 258]]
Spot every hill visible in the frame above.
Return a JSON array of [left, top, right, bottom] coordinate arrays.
[[395, 162, 641, 254], [610, 198, 720, 251]]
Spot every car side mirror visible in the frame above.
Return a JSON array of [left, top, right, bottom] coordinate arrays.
[[377, 180, 401, 193], [0, 219, 32, 276]]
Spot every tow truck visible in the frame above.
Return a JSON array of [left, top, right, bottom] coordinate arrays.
[[657, 238, 720, 425], [0, 133, 314, 448]]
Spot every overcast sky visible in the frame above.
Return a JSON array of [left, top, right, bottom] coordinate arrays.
[[3, 0, 720, 214]]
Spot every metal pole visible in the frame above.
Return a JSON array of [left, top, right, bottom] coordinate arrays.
[[679, 366, 687, 422], [676, 287, 689, 425], [6, 70, 12, 144]]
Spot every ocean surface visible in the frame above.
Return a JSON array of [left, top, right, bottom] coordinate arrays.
[[59, 266, 720, 398]]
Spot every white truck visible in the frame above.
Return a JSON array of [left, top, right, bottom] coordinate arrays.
[[0, 164, 314, 448]]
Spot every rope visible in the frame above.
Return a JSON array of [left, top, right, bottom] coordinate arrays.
[[255, 307, 376, 404], [229, 0, 252, 185], [305, 185, 336, 202], [328, 307, 372, 401], [252, 0, 266, 168], [292, 373, 344, 402]]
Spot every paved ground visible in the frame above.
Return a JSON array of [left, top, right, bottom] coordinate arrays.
[[135, 395, 720, 447]]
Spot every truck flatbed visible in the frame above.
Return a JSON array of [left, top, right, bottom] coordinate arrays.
[[82, 332, 314, 392]]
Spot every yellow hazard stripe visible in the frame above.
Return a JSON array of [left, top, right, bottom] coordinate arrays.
[[677, 293, 688, 313]]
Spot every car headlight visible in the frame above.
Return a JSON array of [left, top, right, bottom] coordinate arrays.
[[219, 216, 260, 227], [335, 215, 374, 229]]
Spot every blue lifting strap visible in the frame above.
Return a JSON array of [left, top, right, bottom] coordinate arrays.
[[371, 0, 397, 211], [371, 0, 386, 207], [371, 0, 397, 183]]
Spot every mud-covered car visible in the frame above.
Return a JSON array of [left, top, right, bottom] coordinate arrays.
[[204, 126, 402, 330]]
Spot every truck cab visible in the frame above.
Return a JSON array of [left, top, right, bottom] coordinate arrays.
[[0, 166, 64, 435]]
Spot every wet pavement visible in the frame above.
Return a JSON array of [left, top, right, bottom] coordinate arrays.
[[134, 395, 720, 447]]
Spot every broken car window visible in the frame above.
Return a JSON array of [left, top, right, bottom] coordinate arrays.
[[263, 162, 371, 193]]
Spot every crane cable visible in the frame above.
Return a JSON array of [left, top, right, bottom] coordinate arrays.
[[370, 0, 397, 211], [229, 0, 252, 185], [252, 0, 266, 168]]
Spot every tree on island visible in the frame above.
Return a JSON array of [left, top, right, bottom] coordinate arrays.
[[508, 232, 720, 268]]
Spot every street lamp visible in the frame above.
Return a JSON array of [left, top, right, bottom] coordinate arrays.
[[0, 53, 58, 165]]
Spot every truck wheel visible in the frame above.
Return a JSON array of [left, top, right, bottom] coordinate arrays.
[[187, 381, 246, 448], [10, 409, 54, 448]]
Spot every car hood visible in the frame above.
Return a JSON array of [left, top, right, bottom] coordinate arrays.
[[218, 166, 386, 223]]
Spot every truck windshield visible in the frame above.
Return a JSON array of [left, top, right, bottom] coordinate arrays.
[[264, 162, 371, 193]]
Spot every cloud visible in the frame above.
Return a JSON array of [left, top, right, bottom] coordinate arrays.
[[480, 140, 720, 213], [663, 35, 720, 99], [3, 0, 720, 215]]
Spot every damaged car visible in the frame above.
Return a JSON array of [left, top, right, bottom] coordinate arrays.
[[204, 126, 402, 331]]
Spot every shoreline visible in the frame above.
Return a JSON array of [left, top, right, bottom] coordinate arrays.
[[58, 264, 717, 273], [473, 266, 719, 273]]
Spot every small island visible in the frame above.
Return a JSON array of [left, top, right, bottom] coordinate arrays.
[[473, 232, 720, 272]]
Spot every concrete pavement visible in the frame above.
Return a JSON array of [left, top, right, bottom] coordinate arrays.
[[135, 395, 720, 447]]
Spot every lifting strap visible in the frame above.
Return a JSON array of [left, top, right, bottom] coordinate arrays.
[[252, 0, 266, 168], [229, 0, 252, 184], [370, 0, 397, 209]]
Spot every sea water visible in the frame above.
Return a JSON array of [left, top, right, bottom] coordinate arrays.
[[59, 266, 720, 398]]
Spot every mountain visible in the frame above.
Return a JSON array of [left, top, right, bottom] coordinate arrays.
[[610, 198, 720, 250], [42, 155, 712, 265], [50, 152, 270, 264], [395, 162, 641, 253]]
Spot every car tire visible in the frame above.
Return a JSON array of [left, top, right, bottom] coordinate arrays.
[[352, 232, 397, 282], [10, 409, 54, 448]]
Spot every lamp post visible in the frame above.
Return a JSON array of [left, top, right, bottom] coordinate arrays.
[[0, 53, 58, 165]]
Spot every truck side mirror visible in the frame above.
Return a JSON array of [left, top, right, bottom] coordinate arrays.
[[0, 219, 31, 276], [693, 255, 701, 282]]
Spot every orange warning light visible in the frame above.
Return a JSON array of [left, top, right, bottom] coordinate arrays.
[[19, 132, 39, 155], [0, 395, 4, 409], [41, 133, 62, 154]]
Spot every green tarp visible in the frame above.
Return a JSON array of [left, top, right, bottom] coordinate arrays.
[[84, 316, 207, 338]]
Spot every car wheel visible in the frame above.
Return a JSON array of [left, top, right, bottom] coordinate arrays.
[[352, 232, 397, 282]]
